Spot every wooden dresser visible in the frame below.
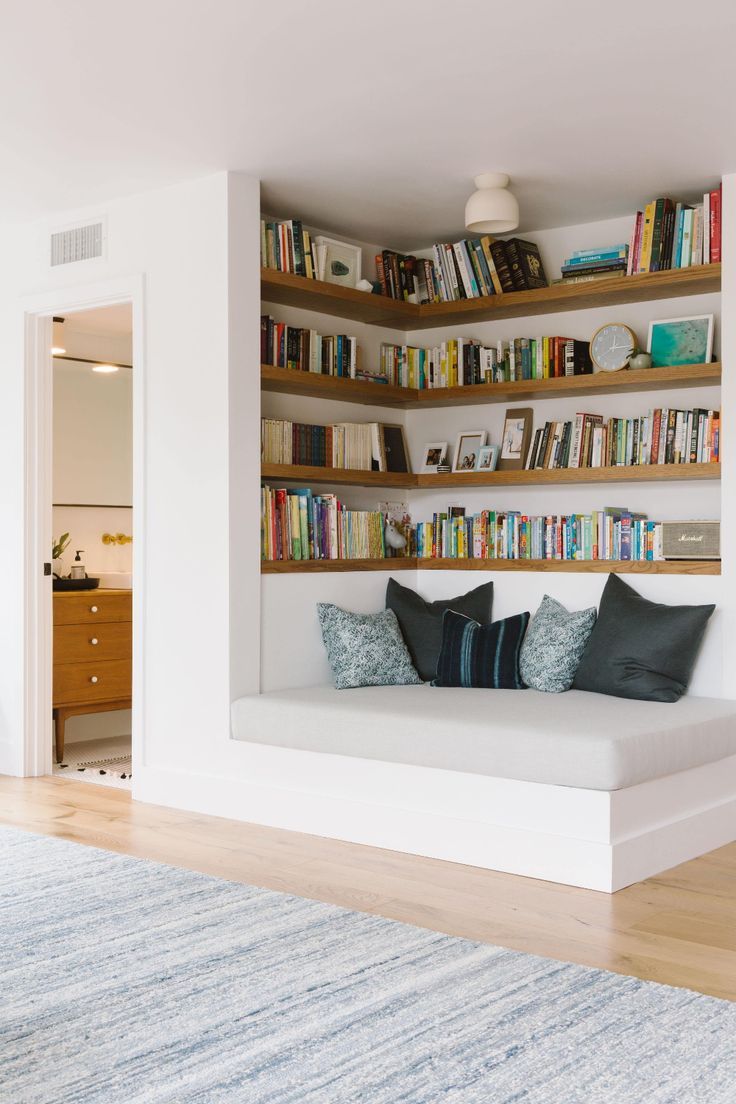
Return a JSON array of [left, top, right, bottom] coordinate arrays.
[[52, 589, 132, 763]]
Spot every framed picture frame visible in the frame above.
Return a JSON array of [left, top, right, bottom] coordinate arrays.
[[420, 442, 448, 473], [498, 408, 533, 471], [452, 430, 487, 473], [314, 235, 362, 288], [476, 444, 500, 472], [647, 314, 714, 367], [380, 423, 411, 473]]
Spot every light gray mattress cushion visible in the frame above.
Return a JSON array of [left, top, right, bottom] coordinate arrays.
[[231, 684, 736, 791]]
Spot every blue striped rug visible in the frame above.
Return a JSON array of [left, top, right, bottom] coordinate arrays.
[[1, 826, 733, 1103]]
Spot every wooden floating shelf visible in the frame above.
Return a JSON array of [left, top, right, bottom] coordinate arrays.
[[262, 264, 721, 329], [261, 362, 721, 410], [261, 364, 416, 408], [261, 268, 418, 326], [414, 462, 720, 489], [262, 557, 720, 576], [260, 463, 415, 489], [261, 557, 416, 574], [262, 462, 720, 489]]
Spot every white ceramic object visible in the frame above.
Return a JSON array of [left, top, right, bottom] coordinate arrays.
[[95, 571, 133, 589]]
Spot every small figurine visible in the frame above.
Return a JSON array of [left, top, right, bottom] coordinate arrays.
[[384, 520, 407, 550]]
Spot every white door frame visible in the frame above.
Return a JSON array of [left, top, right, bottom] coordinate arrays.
[[23, 274, 145, 778]]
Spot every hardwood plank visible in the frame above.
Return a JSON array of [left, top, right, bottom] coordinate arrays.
[[1, 776, 734, 1001]]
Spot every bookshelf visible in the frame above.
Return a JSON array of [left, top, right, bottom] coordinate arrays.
[[262, 264, 721, 329], [262, 250, 721, 577], [262, 462, 720, 490], [262, 558, 721, 576], [262, 362, 721, 410]]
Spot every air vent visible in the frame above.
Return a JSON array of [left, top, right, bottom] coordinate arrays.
[[50, 220, 104, 266]]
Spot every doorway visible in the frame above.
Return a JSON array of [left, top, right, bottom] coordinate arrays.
[[51, 305, 134, 787], [23, 275, 144, 784]]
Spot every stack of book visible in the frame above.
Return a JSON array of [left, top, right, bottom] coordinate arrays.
[[261, 316, 358, 377], [380, 335, 591, 389], [627, 189, 721, 274], [558, 245, 629, 284], [261, 418, 378, 470], [376, 237, 548, 302], [260, 219, 318, 278], [415, 506, 664, 562], [262, 487, 399, 561], [525, 408, 720, 470]]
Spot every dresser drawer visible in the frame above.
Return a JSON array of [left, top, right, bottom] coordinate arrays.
[[53, 590, 132, 626], [54, 622, 132, 665], [53, 658, 131, 706]]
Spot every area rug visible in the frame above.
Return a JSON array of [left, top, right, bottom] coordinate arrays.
[[1, 827, 733, 1104], [53, 736, 132, 787]]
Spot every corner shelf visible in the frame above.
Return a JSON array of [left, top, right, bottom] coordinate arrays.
[[262, 557, 720, 576], [260, 463, 415, 489], [262, 362, 721, 410], [414, 462, 720, 489], [261, 264, 721, 329], [262, 462, 720, 489]]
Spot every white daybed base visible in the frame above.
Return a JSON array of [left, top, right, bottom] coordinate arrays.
[[224, 686, 736, 893]]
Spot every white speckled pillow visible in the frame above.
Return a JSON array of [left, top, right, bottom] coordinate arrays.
[[317, 604, 422, 690], [520, 595, 597, 693]]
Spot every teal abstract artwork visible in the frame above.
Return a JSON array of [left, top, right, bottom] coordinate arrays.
[[649, 318, 711, 366]]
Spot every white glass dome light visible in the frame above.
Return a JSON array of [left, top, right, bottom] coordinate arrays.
[[464, 172, 519, 234]]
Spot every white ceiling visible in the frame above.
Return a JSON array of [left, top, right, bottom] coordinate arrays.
[[59, 304, 132, 337], [3, 1, 736, 249]]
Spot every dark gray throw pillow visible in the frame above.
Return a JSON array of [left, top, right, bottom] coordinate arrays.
[[572, 574, 715, 703], [386, 577, 493, 682]]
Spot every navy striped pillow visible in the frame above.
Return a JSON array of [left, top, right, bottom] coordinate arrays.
[[432, 609, 530, 689]]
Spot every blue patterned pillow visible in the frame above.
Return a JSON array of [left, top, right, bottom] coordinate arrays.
[[317, 604, 422, 690], [520, 595, 597, 693], [432, 609, 529, 689]]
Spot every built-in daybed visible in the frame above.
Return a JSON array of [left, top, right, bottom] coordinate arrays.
[[231, 685, 736, 892]]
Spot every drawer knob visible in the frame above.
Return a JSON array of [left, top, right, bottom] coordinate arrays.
[[90, 605, 99, 613], [90, 676, 99, 684], [90, 637, 99, 646]]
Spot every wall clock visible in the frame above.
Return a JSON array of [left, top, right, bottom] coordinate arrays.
[[590, 323, 637, 373]]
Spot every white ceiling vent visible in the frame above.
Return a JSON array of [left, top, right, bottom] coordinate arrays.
[[50, 219, 105, 266]]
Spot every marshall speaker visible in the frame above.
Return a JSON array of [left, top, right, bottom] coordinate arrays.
[[662, 520, 721, 560]]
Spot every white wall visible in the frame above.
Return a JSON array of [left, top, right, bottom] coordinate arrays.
[[0, 171, 262, 778]]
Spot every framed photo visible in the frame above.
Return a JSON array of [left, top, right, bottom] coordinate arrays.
[[453, 430, 487, 473], [476, 444, 500, 472], [380, 423, 411, 473], [314, 235, 362, 287], [498, 407, 533, 471], [647, 314, 714, 367], [420, 442, 448, 473]]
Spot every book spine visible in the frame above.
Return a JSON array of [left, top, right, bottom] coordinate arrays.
[[710, 186, 722, 263]]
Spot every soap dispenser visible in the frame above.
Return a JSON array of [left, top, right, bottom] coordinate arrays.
[[70, 550, 86, 580]]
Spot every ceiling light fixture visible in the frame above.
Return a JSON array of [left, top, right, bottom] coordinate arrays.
[[92, 364, 119, 374], [51, 346, 66, 356], [464, 172, 519, 234]]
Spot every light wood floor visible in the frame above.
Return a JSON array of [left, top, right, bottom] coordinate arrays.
[[1, 775, 734, 1001]]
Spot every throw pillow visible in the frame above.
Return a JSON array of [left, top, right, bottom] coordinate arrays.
[[520, 595, 597, 693], [317, 603, 422, 690], [432, 609, 529, 689], [386, 577, 494, 681], [572, 574, 715, 703]]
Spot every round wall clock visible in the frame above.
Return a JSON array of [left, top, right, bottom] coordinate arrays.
[[590, 323, 637, 373]]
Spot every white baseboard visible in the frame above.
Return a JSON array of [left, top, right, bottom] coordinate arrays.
[[134, 749, 736, 894]]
